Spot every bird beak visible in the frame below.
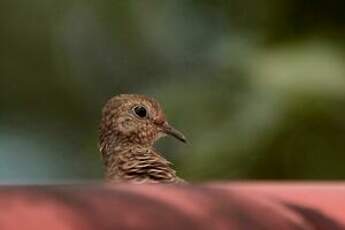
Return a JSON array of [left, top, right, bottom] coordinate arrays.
[[162, 122, 187, 143]]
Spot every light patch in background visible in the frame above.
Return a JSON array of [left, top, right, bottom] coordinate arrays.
[[252, 41, 345, 98], [0, 124, 101, 184]]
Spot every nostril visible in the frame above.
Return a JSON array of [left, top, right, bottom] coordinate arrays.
[[153, 118, 165, 126]]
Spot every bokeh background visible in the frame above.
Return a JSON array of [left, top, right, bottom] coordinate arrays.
[[1, 0, 345, 183]]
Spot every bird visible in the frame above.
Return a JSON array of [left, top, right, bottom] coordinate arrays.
[[98, 94, 187, 183]]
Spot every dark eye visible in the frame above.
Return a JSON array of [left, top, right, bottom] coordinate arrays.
[[134, 106, 147, 118]]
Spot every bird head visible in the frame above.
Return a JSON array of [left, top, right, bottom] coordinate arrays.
[[99, 94, 187, 148]]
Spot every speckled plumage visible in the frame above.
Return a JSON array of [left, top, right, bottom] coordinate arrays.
[[99, 94, 186, 183]]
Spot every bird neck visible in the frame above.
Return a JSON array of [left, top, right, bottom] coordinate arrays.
[[102, 142, 145, 165], [102, 142, 175, 182]]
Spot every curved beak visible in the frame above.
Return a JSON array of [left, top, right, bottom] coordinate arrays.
[[162, 122, 187, 143]]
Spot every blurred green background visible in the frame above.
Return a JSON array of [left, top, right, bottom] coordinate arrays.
[[1, 0, 345, 183]]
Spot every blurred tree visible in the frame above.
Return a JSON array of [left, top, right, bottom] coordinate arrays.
[[0, 0, 344, 183]]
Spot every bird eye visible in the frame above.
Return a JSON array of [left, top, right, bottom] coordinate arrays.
[[133, 106, 147, 118]]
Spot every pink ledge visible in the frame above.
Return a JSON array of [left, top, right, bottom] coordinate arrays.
[[0, 183, 344, 230]]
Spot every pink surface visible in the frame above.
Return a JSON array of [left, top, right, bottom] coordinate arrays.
[[0, 183, 344, 230], [218, 182, 345, 225]]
